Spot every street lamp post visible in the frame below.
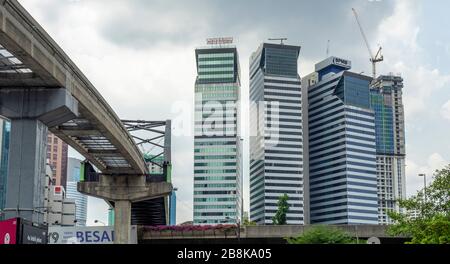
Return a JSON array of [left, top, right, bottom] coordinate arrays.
[[237, 219, 241, 243], [418, 173, 427, 203], [94, 219, 106, 226]]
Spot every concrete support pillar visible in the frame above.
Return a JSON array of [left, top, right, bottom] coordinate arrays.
[[4, 119, 47, 223], [77, 176, 172, 244], [0, 88, 78, 224], [114, 200, 131, 244]]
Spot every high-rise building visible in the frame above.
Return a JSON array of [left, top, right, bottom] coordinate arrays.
[[143, 153, 176, 226], [108, 207, 114, 226], [44, 186, 76, 227], [169, 188, 177, 225], [66, 158, 88, 226], [46, 132, 68, 189], [0, 119, 10, 219], [43, 162, 76, 227], [146, 155, 165, 175], [305, 57, 378, 225], [249, 42, 304, 225], [193, 38, 242, 225], [370, 74, 406, 224]]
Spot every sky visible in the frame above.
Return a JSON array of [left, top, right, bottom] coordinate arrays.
[[17, 0, 450, 225]]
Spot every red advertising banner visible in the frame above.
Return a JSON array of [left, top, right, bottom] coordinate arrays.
[[0, 218, 18, 244]]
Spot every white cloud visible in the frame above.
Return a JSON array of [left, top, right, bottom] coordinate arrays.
[[392, 64, 450, 117], [440, 100, 450, 121], [377, 0, 421, 53], [86, 197, 110, 226], [375, 0, 450, 198], [376, 0, 450, 119], [406, 153, 448, 197]]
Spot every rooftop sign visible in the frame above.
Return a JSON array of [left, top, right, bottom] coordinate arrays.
[[332, 57, 351, 68], [206, 37, 233, 45], [315, 56, 352, 72]]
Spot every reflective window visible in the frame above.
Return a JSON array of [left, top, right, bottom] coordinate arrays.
[[343, 75, 370, 108], [264, 48, 298, 77]]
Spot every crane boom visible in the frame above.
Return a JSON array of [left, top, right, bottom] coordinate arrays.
[[352, 7, 383, 78], [352, 8, 374, 59]]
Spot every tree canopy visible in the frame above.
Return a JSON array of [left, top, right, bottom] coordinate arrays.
[[243, 215, 256, 226], [388, 164, 450, 244], [272, 194, 289, 225], [287, 225, 357, 244]]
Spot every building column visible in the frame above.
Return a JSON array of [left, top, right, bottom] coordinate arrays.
[[78, 175, 172, 244], [114, 200, 131, 244], [0, 88, 78, 224], [4, 119, 47, 223]]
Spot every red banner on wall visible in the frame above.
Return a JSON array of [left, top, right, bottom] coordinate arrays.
[[0, 218, 18, 244]]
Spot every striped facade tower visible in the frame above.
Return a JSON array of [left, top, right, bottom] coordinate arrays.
[[249, 43, 304, 225], [305, 57, 378, 224]]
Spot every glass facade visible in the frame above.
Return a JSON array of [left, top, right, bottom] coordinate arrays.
[[249, 43, 304, 225], [306, 57, 378, 225], [0, 120, 10, 218], [108, 207, 114, 225], [66, 158, 88, 226], [66, 182, 87, 226], [335, 75, 371, 109], [169, 190, 176, 225], [371, 75, 406, 224], [370, 91, 394, 154], [196, 51, 237, 84], [264, 47, 299, 77], [193, 45, 242, 225]]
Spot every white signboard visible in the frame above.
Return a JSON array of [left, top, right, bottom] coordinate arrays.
[[206, 37, 233, 45], [48, 225, 137, 244], [332, 57, 351, 68]]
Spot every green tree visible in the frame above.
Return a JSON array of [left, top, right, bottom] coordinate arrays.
[[287, 225, 357, 244], [243, 215, 256, 226], [272, 194, 289, 225], [387, 164, 450, 244]]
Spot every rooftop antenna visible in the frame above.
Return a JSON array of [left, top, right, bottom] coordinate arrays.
[[326, 40, 330, 57], [268, 38, 288, 45]]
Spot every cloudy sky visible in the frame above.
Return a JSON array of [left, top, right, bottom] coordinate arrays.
[[17, 0, 450, 225]]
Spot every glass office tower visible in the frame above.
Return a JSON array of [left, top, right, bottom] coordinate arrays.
[[249, 43, 304, 225], [0, 119, 10, 220], [66, 157, 88, 226], [370, 74, 406, 224], [306, 57, 378, 225], [193, 41, 242, 225]]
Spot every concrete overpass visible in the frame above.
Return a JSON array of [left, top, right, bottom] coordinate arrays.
[[0, 0, 171, 243], [139, 225, 410, 244]]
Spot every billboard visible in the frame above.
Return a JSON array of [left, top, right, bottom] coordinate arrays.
[[19, 221, 48, 244], [0, 218, 48, 244], [48, 225, 137, 244], [0, 218, 18, 244], [206, 37, 233, 45]]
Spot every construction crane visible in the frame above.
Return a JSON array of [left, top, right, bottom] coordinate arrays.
[[352, 8, 383, 78], [268, 38, 287, 45]]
